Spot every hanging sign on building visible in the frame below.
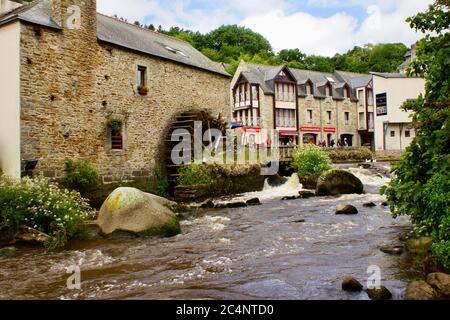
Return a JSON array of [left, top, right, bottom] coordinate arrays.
[[376, 93, 388, 116]]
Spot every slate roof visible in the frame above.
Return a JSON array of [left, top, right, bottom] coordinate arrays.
[[243, 63, 361, 101], [0, 1, 230, 77], [96, 14, 229, 77], [0, 0, 61, 29], [371, 72, 409, 78]]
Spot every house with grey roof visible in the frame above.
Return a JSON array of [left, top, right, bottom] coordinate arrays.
[[398, 43, 418, 74], [230, 61, 365, 148], [0, 0, 230, 187]]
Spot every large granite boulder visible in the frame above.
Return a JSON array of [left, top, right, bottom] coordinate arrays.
[[97, 187, 181, 237], [366, 286, 393, 300], [299, 174, 320, 190], [404, 280, 436, 300], [316, 170, 364, 196], [426, 273, 450, 298], [267, 174, 288, 187], [342, 276, 363, 292]]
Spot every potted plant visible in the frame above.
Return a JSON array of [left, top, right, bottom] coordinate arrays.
[[106, 118, 124, 131], [137, 85, 149, 96]]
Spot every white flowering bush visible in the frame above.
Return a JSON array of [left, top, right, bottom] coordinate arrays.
[[0, 176, 94, 249]]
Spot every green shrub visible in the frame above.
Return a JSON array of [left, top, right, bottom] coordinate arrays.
[[326, 147, 374, 162], [61, 159, 99, 193], [0, 176, 93, 249], [178, 164, 214, 186], [155, 168, 169, 198], [291, 145, 332, 179]]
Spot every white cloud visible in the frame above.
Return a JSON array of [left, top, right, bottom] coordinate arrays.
[[97, 0, 287, 32], [242, 10, 359, 56], [97, 0, 433, 56], [242, 0, 433, 56]]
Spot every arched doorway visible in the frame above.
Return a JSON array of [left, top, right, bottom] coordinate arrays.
[[302, 133, 318, 145], [340, 134, 354, 147]]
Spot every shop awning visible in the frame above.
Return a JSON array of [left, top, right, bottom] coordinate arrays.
[[279, 130, 299, 136]]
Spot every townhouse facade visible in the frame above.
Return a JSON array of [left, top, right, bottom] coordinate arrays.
[[371, 72, 425, 151], [0, 0, 230, 184], [230, 62, 363, 148]]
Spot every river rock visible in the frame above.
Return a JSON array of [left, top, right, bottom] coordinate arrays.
[[200, 200, 215, 209], [225, 202, 248, 208], [267, 174, 288, 187], [342, 276, 363, 292], [423, 256, 449, 275], [282, 196, 297, 201], [406, 237, 433, 254], [381, 201, 390, 207], [16, 227, 49, 245], [336, 205, 358, 215], [380, 245, 404, 255], [404, 280, 436, 300], [299, 174, 320, 190], [316, 170, 364, 196], [0, 246, 17, 257], [363, 202, 377, 208], [298, 191, 316, 199], [366, 286, 392, 300], [97, 187, 181, 237], [246, 198, 261, 206], [426, 273, 450, 298]]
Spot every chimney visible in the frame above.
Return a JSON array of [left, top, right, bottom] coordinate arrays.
[[51, 0, 97, 31], [0, 0, 24, 15]]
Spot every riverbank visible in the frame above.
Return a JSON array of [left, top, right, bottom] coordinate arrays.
[[2, 165, 448, 300], [0, 166, 421, 299]]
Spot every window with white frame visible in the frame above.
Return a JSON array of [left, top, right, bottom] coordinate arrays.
[[358, 89, 364, 106], [276, 109, 296, 128]]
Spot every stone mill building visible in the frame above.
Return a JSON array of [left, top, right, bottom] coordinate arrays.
[[0, 0, 230, 188]]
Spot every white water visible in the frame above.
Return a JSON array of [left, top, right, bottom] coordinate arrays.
[[230, 166, 390, 204]]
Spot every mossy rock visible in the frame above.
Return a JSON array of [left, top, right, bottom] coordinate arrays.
[[0, 246, 17, 258], [97, 187, 181, 238], [316, 170, 364, 196], [299, 174, 320, 190], [406, 237, 433, 254], [108, 217, 181, 238]]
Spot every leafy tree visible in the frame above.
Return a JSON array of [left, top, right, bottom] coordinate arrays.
[[368, 43, 409, 72], [383, 0, 450, 268], [277, 48, 306, 63], [304, 55, 335, 73], [201, 25, 273, 62]]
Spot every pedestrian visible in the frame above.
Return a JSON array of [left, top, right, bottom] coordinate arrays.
[[330, 139, 336, 148], [344, 138, 349, 148]]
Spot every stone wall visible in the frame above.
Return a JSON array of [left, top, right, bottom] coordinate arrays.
[[19, 8, 229, 188]]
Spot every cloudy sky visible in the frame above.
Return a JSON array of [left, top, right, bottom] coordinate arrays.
[[97, 0, 432, 56]]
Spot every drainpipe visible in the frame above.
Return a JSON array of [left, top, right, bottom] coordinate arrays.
[[399, 123, 404, 150], [383, 122, 389, 151]]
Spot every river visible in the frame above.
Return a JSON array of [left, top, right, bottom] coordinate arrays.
[[0, 166, 422, 300]]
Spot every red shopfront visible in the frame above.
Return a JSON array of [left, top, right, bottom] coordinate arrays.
[[279, 130, 299, 145], [300, 126, 320, 145], [300, 127, 336, 146]]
